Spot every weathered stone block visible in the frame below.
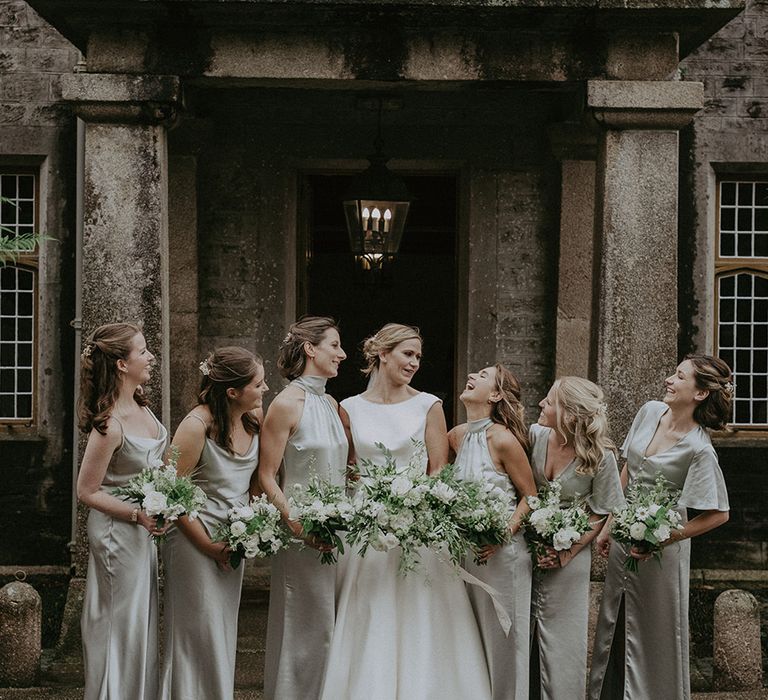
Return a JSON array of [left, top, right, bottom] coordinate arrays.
[[0, 581, 41, 687], [713, 589, 762, 691]]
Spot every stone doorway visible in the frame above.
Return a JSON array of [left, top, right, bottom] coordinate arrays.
[[300, 172, 458, 424]]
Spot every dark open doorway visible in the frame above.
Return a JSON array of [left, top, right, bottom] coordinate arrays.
[[300, 173, 458, 424]]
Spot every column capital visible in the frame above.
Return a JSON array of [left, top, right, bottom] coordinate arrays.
[[61, 73, 182, 124], [587, 80, 703, 130]]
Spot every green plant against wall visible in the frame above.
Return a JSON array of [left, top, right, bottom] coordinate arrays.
[[0, 195, 49, 265]]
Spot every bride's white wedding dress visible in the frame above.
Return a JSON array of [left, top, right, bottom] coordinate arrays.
[[320, 392, 492, 700]]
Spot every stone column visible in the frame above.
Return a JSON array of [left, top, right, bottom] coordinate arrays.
[[549, 122, 597, 379], [587, 80, 703, 441], [53, 73, 180, 662]]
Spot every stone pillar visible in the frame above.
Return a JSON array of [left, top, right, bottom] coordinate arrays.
[[713, 589, 763, 691], [549, 122, 597, 379], [55, 73, 180, 662], [0, 581, 41, 687], [587, 80, 703, 441]]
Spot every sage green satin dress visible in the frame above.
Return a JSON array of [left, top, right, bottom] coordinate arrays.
[[161, 415, 259, 700], [528, 423, 624, 700], [588, 401, 730, 700], [454, 417, 530, 700], [82, 410, 167, 700], [263, 375, 348, 700]]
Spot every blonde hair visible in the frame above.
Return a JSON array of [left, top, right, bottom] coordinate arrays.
[[277, 316, 339, 380], [490, 364, 530, 454], [361, 323, 423, 376], [551, 376, 615, 476]]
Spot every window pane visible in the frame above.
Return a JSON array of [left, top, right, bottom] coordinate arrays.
[[720, 324, 734, 347], [17, 344, 31, 367], [734, 399, 750, 423], [721, 181, 736, 205], [721, 208, 735, 231], [0, 344, 14, 367], [737, 274, 753, 296], [719, 297, 734, 322], [756, 234, 768, 258], [755, 324, 768, 347], [0, 370, 12, 392], [755, 276, 768, 297], [737, 208, 752, 232], [16, 395, 31, 418], [753, 374, 767, 399], [17, 369, 31, 392], [754, 402, 767, 424], [737, 233, 753, 257], [0, 175, 17, 199], [720, 349, 734, 369], [756, 182, 768, 206], [754, 350, 767, 374], [720, 275, 735, 297], [738, 182, 754, 206], [17, 318, 32, 341], [720, 233, 735, 257], [0, 394, 13, 418], [735, 349, 751, 371], [17, 175, 33, 199], [17, 291, 32, 316], [736, 324, 751, 347], [736, 299, 751, 321], [755, 208, 768, 232]]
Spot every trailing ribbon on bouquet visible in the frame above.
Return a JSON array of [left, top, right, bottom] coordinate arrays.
[[436, 555, 511, 636]]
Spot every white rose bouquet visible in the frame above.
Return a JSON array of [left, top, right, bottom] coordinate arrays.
[[211, 494, 290, 569], [346, 444, 466, 575], [287, 475, 354, 564], [610, 471, 683, 573], [113, 446, 207, 539], [451, 476, 513, 565], [521, 480, 592, 570]]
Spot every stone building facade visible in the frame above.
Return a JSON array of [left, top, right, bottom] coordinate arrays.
[[0, 0, 765, 663]]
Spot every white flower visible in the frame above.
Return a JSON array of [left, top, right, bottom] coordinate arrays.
[[141, 481, 157, 496], [653, 524, 671, 542], [529, 507, 555, 535], [260, 528, 276, 543], [376, 509, 390, 527], [390, 510, 415, 533], [371, 531, 399, 552], [553, 528, 581, 551], [527, 496, 541, 510], [230, 521, 247, 537], [270, 540, 282, 553], [390, 476, 413, 498], [629, 521, 647, 540], [143, 491, 168, 516], [636, 506, 650, 521], [668, 510, 682, 527], [648, 504, 662, 517], [430, 481, 457, 504], [188, 510, 199, 521], [235, 506, 255, 522]]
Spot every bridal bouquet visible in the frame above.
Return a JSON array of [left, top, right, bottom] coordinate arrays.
[[346, 443, 466, 574], [287, 475, 355, 564], [212, 494, 291, 569], [113, 446, 207, 538], [521, 480, 592, 569], [451, 476, 513, 565], [610, 472, 683, 573]]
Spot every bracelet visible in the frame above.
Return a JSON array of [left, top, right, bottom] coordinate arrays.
[[130, 508, 139, 523]]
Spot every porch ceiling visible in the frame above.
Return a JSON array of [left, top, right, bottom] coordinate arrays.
[[28, 0, 744, 80]]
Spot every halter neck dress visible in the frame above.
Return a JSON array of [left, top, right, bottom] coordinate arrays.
[[589, 401, 729, 700], [320, 393, 492, 700], [454, 417, 532, 700], [263, 375, 348, 700], [528, 422, 624, 700], [161, 414, 259, 700], [82, 409, 167, 700]]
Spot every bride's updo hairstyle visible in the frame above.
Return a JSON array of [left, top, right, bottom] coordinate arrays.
[[551, 377, 615, 477], [278, 316, 339, 380], [687, 354, 733, 430], [490, 364, 530, 454], [198, 346, 262, 454], [361, 323, 422, 376], [77, 322, 149, 435]]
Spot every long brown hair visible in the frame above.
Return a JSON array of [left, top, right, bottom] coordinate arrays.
[[277, 316, 339, 380], [687, 354, 733, 430], [490, 364, 530, 454], [77, 322, 148, 435], [198, 346, 262, 454]]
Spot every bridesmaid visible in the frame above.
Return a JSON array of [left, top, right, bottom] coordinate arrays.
[[450, 364, 537, 700], [76, 322, 167, 699], [161, 347, 267, 699], [589, 355, 731, 700], [259, 316, 348, 700], [528, 377, 624, 700]]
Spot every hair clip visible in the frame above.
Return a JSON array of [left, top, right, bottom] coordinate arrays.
[[81, 343, 93, 359], [283, 332, 293, 344], [199, 359, 211, 376], [724, 381, 734, 393]]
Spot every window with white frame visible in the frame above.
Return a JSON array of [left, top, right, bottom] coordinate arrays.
[[0, 171, 37, 423], [716, 179, 768, 428]]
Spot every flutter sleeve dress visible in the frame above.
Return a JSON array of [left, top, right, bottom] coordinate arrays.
[[263, 375, 348, 700], [588, 401, 730, 700], [82, 409, 167, 700], [454, 417, 533, 700], [160, 416, 259, 700], [528, 422, 624, 700]]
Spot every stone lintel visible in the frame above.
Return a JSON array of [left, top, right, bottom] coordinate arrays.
[[588, 79, 703, 129], [61, 73, 181, 124]]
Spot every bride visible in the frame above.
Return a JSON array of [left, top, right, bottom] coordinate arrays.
[[320, 323, 492, 700]]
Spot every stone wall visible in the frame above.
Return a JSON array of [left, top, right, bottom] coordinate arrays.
[[0, 0, 78, 564], [169, 87, 560, 426]]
